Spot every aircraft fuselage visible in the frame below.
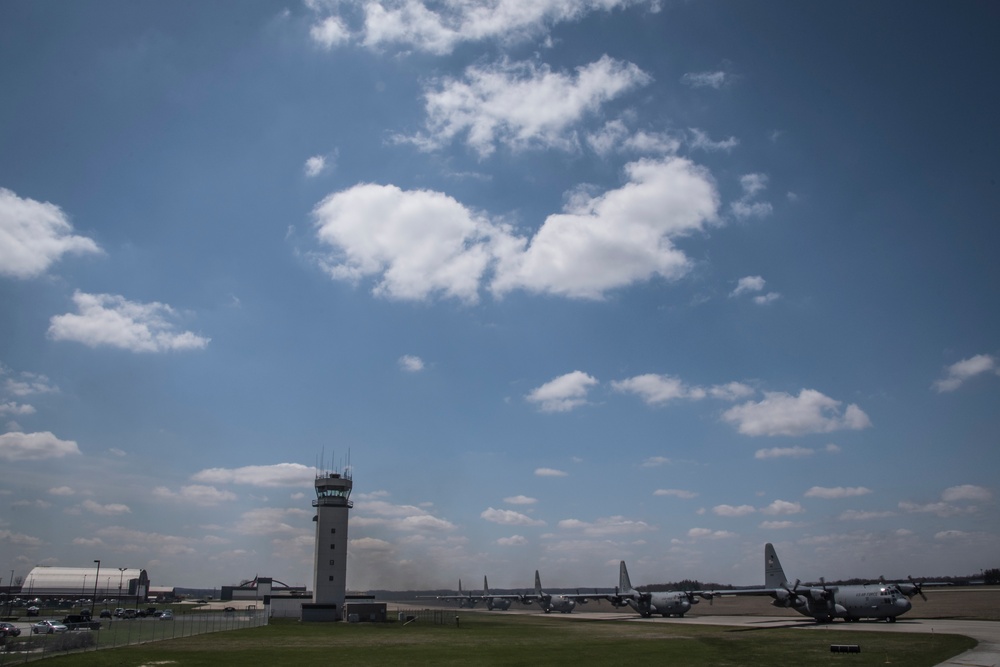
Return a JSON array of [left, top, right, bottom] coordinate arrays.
[[777, 584, 912, 622]]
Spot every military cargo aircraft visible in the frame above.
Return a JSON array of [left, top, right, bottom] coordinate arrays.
[[607, 560, 708, 617], [481, 576, 512, 611], [710, 543, 923, 622], [419, 579, 479, 608]]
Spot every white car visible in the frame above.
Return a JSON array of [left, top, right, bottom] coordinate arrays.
[[160, 610, 174, 620], [31, 620, 68, 634]]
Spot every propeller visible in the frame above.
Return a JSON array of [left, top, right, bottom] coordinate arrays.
[[906, 576, 927, 601]]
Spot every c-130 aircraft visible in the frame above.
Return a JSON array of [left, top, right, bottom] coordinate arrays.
[[710, 543, 925, 622]]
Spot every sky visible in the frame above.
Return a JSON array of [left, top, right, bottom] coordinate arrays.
[[1, 0, 999, 594]]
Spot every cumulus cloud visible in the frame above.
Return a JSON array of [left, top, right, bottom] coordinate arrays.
[[612, 373, 704, 405], [232, 507, 312, 536], [355, 499, 458, 533], [491, 157, 719, 299], [48, 291, 210, 353], [0, 431, 81, 461], [497, 535, 528, 546], [754, 446, 814, 459], [309, 0, 659, 56], [760, 499, 803, 515], [312, 156, 720, 303], [481, 507, 545, 527], [398, 355, 425, 372], [556, 515, 652, 537], [804, 486, 873, 499], [839, 510, 894, 521], [653, 488, 698, 499], [191, 463, 314, 487], [730, 275, 765, 297], [941, 484, 992, 502], [722, 389, 872, 436], [0, 529, 43, 547], [503, 495, 537, 505], [640, 456, 671, 467], [687, 527, 736, 539], [80, 499, 131, 516], [933, 354, 997, 392], [407, 56, 652, 157], [0, 187, 102, 279], [712, 504, 755, 517], [304, 155, 328, 177], [534, 467, 568, 477], [3, 370, 58, 397], [680, 70, 731, 89], [526, 371, 598, 412], [152, 485, 238, 505], [729, 173, 773, 220], [688, 128, 739, 152]]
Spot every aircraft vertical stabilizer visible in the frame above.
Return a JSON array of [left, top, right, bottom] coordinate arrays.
[[619, 560, 634, 593], [764, 543, 789, 589], [534, 570, 543, 596]]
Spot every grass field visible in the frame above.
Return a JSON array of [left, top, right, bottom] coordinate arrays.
[[26, 613, 977, 667]]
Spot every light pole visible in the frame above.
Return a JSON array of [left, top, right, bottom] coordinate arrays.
[[118, 568, 127, 616], [91, 560, 100, 617]]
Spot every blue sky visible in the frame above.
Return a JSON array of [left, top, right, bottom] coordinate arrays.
[[1, 0, 998, 593]]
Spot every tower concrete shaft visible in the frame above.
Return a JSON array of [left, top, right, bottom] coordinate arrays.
[[312, 472, 352, 617]]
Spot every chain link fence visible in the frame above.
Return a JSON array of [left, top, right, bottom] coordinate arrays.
[[0, 608, 268, 664]]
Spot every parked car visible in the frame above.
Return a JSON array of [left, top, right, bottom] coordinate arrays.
[[31, 620, 68, 634], [123, 608, 137, 619], [100, 609, 112, 619], [160, 610, 174, 620], [0, 622, 21, 637], [26, 606, 40, 617], [114, 608, 124, 618]]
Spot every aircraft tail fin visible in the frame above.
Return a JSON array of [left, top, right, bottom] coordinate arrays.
[[764, 543, 789, 589], [458, 579, 463, 595], [483, 576, 489, 597], [619, 561, 634, 593], [534, 570, 543, 596]]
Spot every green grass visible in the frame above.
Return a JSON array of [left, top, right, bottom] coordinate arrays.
[[19, 613, 977, 667]]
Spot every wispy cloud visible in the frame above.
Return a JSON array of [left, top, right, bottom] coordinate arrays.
[[933, 354, 997, 392]]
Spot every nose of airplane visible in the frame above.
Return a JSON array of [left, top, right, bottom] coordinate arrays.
[[897, 597, 912, 613]]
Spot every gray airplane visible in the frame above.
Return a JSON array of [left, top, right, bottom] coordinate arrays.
[[481, 576, 512, 611], [607, 560, 707, 617], [711, 543, 923, 623], [421, 579, 478, 608], [519, 571, 583, 613]]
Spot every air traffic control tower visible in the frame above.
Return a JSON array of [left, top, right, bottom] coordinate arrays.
[[304, 470, 352, 621]]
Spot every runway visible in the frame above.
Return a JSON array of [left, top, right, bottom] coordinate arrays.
[[554, 612, 1000, 666]]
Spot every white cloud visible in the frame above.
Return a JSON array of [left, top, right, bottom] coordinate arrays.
[[754, 446, 814, 459], [310, 15, 350, 49], [759, 521, 798, 529], [680, 71, 730, 89], [941, 484, 992, 502], [934, 530, 971, 541], [191, 463, 314, 487], [481, 507, 545, 526], [398, 355, 425, 372], [491, 157, 719, 299], [526, 371, 598, 412], [152, 485, 238, 506], [722, 389, 872, 436], [232, 507, 312, 536], [0, 187, 102, 279], [313, 156, 719, 303], [612, 373, 705, 405], [729, 173, 773, 220], [933, 354, 997, 392], [313, 0, 660, 56], [503, 495, 537, 505], [497, 535, 528, 546], [753, 292, 781, 305], [730, 275, 765, 297], [408, 56, 652, 157], [640, 456, 671, 467], [712, 504, 755, 517], [304, 155, 328, 177], [0, 431, 81, 461], [0, 402, 35, 416], [313, 183, 493, 303], [688, 128, 738, 152], [839, 510, 894, 521], [3, 370, 58, 396], [653, 488, 698, 499], [48, 291, 210, 353], [804, 486, 873, 499], [534, 467, 568, 477], [0, 529, 43, 547], [687, 527, 736, 539], [556, 515, 652, 537], [760, 499, 803, 515], [708, 382, 756, 401], [48, 486, 74, 496], [81, 499, 131, 516], [350, 537, 393, 551]]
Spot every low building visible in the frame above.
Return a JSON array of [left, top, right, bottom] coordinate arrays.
[[22, 566, 149, 603]]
